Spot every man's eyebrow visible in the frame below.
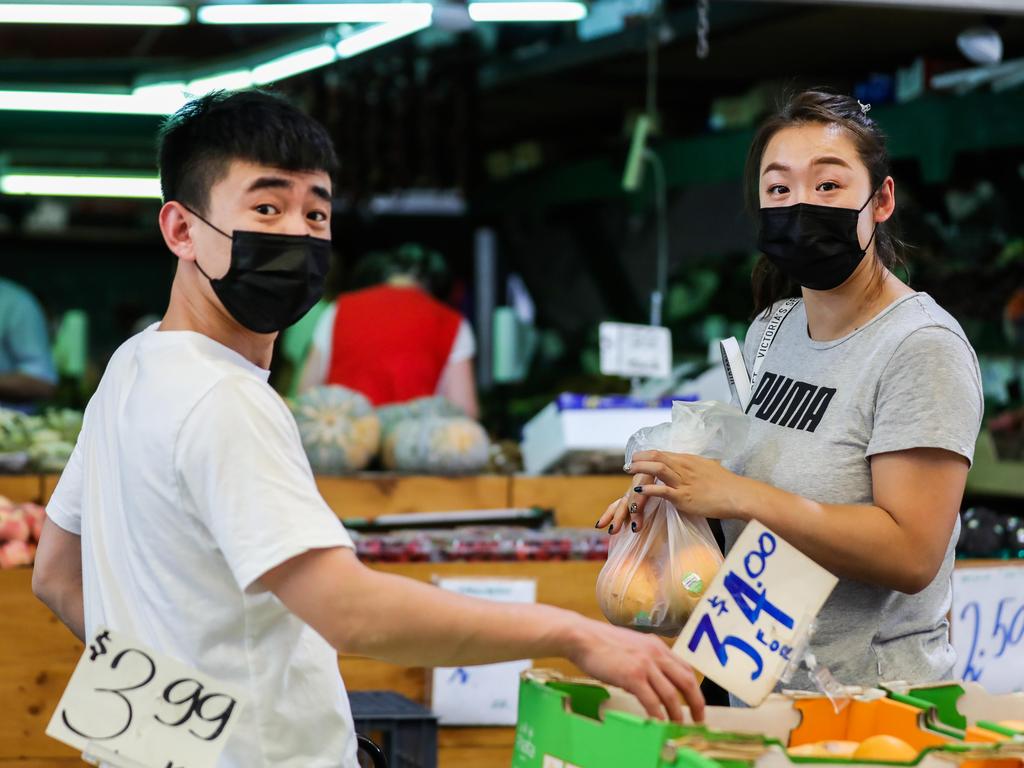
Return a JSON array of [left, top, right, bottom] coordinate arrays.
[[245, 176, 332, 203], [245, 176, 292, 193]]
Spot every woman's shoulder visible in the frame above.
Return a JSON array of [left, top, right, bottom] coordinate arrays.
[[882, 293, 973, 351]]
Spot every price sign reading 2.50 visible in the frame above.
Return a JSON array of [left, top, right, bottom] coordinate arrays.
[[673, 521, 838, 707], [47, 628, 248, 768]]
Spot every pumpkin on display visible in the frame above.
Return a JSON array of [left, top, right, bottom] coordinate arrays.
[[377, 396, 464, 439], [291, 386, 381, 474], [852, 735, 918, 762], [384, 417, 490, 475]]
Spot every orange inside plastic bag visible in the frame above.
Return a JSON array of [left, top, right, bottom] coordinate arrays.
[[596, 401, 749, 636]]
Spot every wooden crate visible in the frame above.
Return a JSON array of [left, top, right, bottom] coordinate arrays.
[[317, 474, 512, 520], [0, 476, 43, 504], [511, 475, 627, 528], [0, 569, 84, 764]]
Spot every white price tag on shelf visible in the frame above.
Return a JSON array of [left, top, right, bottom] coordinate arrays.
[[598, 322, 672, 379], [47, 628, 247, 768], [673, 521, 838, 706], [432, 578, 537, 726]]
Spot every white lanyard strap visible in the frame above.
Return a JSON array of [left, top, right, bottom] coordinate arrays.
[[751, 297, 799, 389], [719, 297, 799, 412]]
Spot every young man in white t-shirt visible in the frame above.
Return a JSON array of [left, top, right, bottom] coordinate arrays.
[[32, 90, 703, 767]]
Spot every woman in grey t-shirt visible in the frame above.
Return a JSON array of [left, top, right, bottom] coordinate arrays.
[[598, 90, 983, 691]]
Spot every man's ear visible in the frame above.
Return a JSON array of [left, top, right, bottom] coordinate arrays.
[[159, 201, 196, 261]]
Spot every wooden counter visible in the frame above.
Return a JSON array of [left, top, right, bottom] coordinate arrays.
[[0, 559, 603, 768]]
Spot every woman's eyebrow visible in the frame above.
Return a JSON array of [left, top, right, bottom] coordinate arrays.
[[762, 162, 789, 176], [811, 156, 853, 170]]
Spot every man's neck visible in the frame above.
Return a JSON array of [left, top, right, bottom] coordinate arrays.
[[159, 271, 276, 369], [802, 258, 914, 342]]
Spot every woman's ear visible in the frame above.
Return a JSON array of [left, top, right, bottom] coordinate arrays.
[[159, 201, 196, 262], [874, 176, 896, 224]]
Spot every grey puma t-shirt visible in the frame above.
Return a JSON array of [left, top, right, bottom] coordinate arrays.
[[722, 292, 983, 691]]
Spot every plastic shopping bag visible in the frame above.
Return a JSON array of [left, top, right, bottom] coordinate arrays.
[[596, 401, 749, 636]]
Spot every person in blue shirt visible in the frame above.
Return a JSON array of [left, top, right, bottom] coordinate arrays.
[[0, 277, 57, 410]]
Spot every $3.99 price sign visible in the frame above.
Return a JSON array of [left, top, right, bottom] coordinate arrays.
[[46, 628, 248, 768], [673, 520, 838, 706]]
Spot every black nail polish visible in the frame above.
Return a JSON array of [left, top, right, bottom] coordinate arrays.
[[633, 486, 644, 493], [631, 521, 637, 532], [594, 520, 602, 528], [608, 524, 614, 534]]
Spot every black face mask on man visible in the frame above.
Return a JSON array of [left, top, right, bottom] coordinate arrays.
[[757, 186, 881, 291], [182, 205, 330, 334]]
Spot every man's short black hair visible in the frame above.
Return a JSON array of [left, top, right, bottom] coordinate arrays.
[[157, 89, 339, 214]]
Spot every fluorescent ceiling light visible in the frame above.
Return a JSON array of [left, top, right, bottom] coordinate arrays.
[[715, 0, 1024, 13], [336, 17, 431, 57], [198, 2, 433, 25], [0, 3, 189, 25], [186, 69, 255, 96], [467, 1, 587, 22], [252, 44, 338, 85], [0, 173, 162, 199], [0, 88, 182, 115]]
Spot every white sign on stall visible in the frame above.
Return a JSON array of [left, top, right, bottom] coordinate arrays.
[[952, 564, 1024, 694], [47, 628, 247, 768], [431, 578, 537, 726], [599, 322, 672, 379], [673, 520, 838, 706]]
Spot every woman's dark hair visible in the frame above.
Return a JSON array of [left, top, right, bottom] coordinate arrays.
[[744, 89, 905, 317], [158, 89, 339, 214], [350, 243, 451, 299]]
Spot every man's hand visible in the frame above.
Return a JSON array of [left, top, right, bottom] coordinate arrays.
[[569, 618, 704, 723]]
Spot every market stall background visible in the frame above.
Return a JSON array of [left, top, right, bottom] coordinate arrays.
[[2, 0, 1024, 766]]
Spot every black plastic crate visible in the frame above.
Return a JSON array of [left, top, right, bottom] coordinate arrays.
[[350, 691, 438, 768]]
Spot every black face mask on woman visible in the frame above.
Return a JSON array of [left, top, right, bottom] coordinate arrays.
[[757, 188, 880, 291], [183, 205, 330, 334]]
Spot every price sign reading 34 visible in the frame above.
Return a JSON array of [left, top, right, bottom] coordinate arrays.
[[673, 520, 838, 706], [47, 628, 248, 768]]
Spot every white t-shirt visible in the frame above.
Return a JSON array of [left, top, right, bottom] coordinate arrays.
[[306, 301, 476, 388], [47, 325, 358, 768]]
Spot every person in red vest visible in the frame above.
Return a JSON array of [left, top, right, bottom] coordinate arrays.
[[300, 244, 479, 418]]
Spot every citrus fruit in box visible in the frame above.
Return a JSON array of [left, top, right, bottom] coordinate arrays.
[[599, 557, 663, 628], [789, 741, 860, 759], [852, 735, 918, 762], [667, 542, 722, 620]]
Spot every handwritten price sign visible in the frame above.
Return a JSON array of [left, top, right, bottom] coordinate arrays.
[[953, 565, 1024, 694], [673, 521, 838, 706], [47, 628, 248, 768]]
